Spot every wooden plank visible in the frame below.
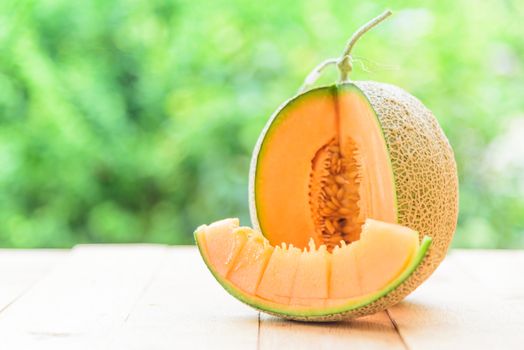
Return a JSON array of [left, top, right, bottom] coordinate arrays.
[[453, 249, 524, 298], [388, 250, 524, 350], [259, 312, 405, 350], [0, 244, 167, 350], [0, 249, 67, 313], [2, 247, 522, 348], [107, 247, 259, 349]]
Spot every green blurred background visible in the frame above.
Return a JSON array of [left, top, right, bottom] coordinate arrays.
[[0, 0, 523, 248]]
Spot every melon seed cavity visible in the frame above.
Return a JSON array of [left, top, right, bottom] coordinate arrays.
[[309, 138, 363, 250]]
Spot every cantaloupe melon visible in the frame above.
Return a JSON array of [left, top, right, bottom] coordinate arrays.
[[195, 218, 431, 321], [194, 10, 458, 321], [246, 12, 457, 320]]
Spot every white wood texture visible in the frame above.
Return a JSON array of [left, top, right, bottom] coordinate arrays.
[[108, 247, 259, 349], [0, 245, 167, 349], [0, 249, 66, 312], [388, 250, 524, 350], [0, 247, 523, 349], [259, 312, 405, 350]]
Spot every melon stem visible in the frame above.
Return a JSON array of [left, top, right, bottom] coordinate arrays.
[[298, 58, 339, 93], [299, 10, 392, 92], [338, 10, 392, 81]]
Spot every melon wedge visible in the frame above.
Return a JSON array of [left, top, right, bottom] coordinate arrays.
[[195, 218, 431, 321]]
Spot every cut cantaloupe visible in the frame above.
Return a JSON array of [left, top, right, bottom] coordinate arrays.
[[245, 83, 456, 321], [196, 13, 457, 321], [195, 217, 431, 319], [248, 83, 458, 301]]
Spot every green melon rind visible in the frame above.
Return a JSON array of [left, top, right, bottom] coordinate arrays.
[[194, 228, 431, 319]]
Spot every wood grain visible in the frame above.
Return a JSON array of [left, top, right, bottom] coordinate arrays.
[[453, 249, 524, 298], [0, 245, 167, 350], [108, 247, 259, 349], [0, 249, 66, 313], [259, 312, 405, 350], [388, 251, 524, 350], [0, 247, 523, 349]]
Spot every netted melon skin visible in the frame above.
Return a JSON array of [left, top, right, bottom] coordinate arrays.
[[357, 81, 458, 276], [258, 82, 458, 322]]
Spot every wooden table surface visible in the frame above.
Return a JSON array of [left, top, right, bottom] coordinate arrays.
[[0, 246, 523, 349]]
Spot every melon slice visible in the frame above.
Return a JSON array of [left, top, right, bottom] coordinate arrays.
[[195, 218, 431, 320]]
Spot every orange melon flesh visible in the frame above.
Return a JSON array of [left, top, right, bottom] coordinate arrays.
[[227, 231, 274, 294], [336, 89, 397, 225], [256, 244, 302, 304], [196, 218, 247, 276], [255, 89, 338, 248], [356, 219, 420, 294], [195, 218, 420, 311], [329, 241, 361, 299], [253, 85, 396, 250], [290, 241, 330, 307]]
